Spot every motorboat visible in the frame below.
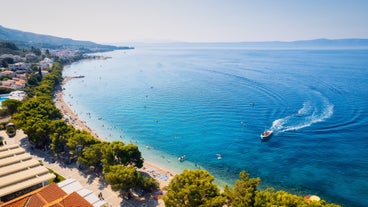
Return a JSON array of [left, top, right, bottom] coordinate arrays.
[[178, 155, 186, 162], [260, 130, 273, 140]]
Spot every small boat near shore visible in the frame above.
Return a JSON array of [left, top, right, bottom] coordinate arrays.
[[260, 130, 273, 140], [178, 155, 186, 162]]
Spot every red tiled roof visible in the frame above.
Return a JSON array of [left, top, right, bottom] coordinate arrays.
[[57, 192, 93, 207], [0, 197, 28, 207], [38, 183, 66, 203], [27, 194, 46, 207], [1, 183, 92, 207], [49, 203, 63, 207]]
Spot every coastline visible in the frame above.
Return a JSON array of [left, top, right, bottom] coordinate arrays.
[[54, 76, 176, 190]]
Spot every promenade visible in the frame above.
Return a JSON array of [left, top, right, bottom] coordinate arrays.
[[1, 130, 164, 207]]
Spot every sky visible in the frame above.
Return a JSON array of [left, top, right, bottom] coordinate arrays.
[[1, 0, 368, 43]]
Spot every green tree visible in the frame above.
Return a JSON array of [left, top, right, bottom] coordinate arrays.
[[11, 96, 62, 146], [18, 116, 50, 146], [12, 96, 61, 122], [49, 120, 71, 153], [27, 73, 42, 87], [104, 165, 139, 191], [31, 46, 41, 56], [254, 189, 340, 207], [114, 142, 143, 167], [78, 142, 107, 167], [163, 169, 225, 207], [1, 99, 22, 115], [98, 141, 143, 167], [66, 129, 99, 154], [137, 175, 159, 192], [0, 42, 19, 50], [224, 171, 261, 207]]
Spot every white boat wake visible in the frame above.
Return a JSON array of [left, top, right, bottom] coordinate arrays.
[[270, 98, 334, 133]]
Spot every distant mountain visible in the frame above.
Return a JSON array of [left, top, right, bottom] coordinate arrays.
[[260, 38, 368, 48], [128, 38, 368, 49], [0, 25, 131, 51]]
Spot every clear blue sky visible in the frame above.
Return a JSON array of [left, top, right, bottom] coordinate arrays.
[[1, 0, 367, 43]]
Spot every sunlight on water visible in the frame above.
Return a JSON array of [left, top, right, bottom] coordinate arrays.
[[63, 47, 368, 207]]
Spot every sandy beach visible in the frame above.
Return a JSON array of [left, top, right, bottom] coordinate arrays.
[[54, 76, 175, 192], [54, 77, 103, 140]]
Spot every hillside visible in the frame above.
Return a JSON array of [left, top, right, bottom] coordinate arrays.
[[0, 41, 22, 55], [0, 25, 130, 51], [131, 38, 368, 49]]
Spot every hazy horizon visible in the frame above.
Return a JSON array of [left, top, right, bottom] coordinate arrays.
[[1, 0, 368, 44]]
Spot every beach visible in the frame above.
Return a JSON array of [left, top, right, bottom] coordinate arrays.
[[54, 76, 175, 205], [54, 77, 102, 140]]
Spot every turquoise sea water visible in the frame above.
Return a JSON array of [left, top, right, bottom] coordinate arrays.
[[63, 44, 368, 207]]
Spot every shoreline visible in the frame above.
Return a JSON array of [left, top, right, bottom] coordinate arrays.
[[54, 77, 103, 140], [54, 76, 176, 190]]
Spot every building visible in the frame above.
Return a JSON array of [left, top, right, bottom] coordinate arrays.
[[8, 62, 29, 71], [0, 179, 107, 207], [0, 145, 55, 202], [0, 70, 15, 78], [0, 144, 107, 206], [8, 90, 27, 101], [38, 57, 54, 70], [0, 183, 94, 207], [1, 78, 26, 89], [57, 178, 107, 207]]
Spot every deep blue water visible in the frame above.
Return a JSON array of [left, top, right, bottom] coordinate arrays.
[[63, 45, 368, 207]]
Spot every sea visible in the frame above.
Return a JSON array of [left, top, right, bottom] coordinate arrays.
[[62, 43, 368, 207]]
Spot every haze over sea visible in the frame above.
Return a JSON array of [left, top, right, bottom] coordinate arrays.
[[63, 43, 368, 207]]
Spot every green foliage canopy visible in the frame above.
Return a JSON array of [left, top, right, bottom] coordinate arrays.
[[164, 170, 341, 207], [224, 171, 260, 207], [104, 165, 140, 191], [1, 99, 22, 115], [163, 169, 225, 207]]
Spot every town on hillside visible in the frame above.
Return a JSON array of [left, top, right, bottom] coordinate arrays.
[[0, 43, 77, 92]]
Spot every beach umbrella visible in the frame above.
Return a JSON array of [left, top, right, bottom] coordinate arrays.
[[309, 195, 321, 201], [304, 195, 321, 201]]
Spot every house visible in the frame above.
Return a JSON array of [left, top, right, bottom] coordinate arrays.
[[1, 79, 15, 88], [38, 58, 54, 70], [57, 178, 107, 207], [0, 54, 23, 63], [8, 62, 30, 71], [25, 53, 38, 61], [8, 90, 26, 101], [41, 70, 49, 76], [0, 70, 15, 78], [0, 183, 94, 207], [1, 179, 107, 207], [1, 78, 26, 89]]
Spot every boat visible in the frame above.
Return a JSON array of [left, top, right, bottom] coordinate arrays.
[[260, 130, 273, 140], [178, 155, 186, 162], [216, 154, 222, 160]]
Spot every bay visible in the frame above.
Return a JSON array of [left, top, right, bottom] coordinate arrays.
[[63, 44, 368, 207]]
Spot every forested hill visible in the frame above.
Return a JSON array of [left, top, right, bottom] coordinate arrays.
[[0, 25, 130, 51]]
